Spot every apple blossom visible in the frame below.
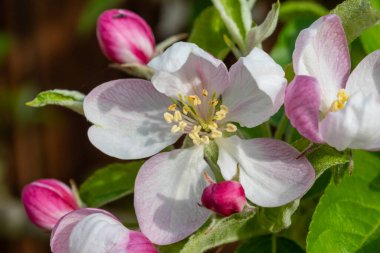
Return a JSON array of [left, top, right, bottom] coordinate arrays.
[[285, 14, 380, 151], [50, 208, 157, 253], [83, 42, 315, 244], [97, 9, 155, 65], [21, 179, 79, 230]]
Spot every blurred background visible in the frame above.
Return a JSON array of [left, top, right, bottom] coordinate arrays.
[[0, 0, 345, 252]]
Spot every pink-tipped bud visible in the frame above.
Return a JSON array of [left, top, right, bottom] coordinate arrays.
[[22, 179, 79, 230], [97, 9, 156, 65], [201, 181, 246, 217]]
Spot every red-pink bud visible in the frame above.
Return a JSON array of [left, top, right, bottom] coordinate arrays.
[[22, 179, 79, 230], [97, 9, 155, 65], [201, 181, 246, 217]]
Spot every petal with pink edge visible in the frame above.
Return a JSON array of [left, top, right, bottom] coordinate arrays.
[[148, 42, 229, 98], [320, 93, 380, 151], [134, 146, 212, 245], [293, 14, 350, 112], [222, 48, 287, 127], [84, 79, 180, 160], [346, 50, 380, 96], [216, 136, 315, 207], [285, 75, 323, 143]]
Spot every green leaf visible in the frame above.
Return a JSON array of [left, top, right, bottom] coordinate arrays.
[[79, 161, 143, 207], [0, 32, 11, 65], [279, 1, 328, 22], [307, 151, 380, 252], [331, 0, 380, 44], [26, 89, 85, 115], [211, 0, 252, 51], [246, 1, 280, 51], [237, 235, 305, 253], [360, 24, 380, 54], [189, 7, 230, 59], [160, 211, 264, 253]]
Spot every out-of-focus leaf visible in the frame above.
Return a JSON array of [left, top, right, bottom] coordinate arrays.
[[279, 1, 328, 22], [0, 32, 11, 64], [160, 211, 264, 253], [77, 0, 124, 36], [189, 7, 230, 59], [350, 38, 367, 68], [371, 0, 380, 10], [79, 161, 143, 207], [307, 151, 380, 252], [246, 1, 280, 51], [360, 24, 380, 54], [331, 0, 380, 44], [237, 235, 305, 253], [26, 89, 85, 115]]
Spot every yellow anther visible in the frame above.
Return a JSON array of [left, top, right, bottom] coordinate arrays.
[[183, 106, 190, 115], [179, 121, 187, 131], [201, 136, 210, 144], [337, 89, 348, 103], [220, 105, 229, 113], [188, 95, 202, 106], [193, 138, 202, 145], [173, 110, 182, 122], [189, 132, 200, 140], [164, 112, 174, 123], [192, 125, 202, 134], [214, 110, 227, 121], [168, 104, 177, 111], [202, 89, 209, 97], [209, 99, 218, 107], [226, 123, 237, 133], [171, 125, 181, 133], [330, 89, 349, 112], [208, 121, 218, 130], [211, 129, 223, 139]]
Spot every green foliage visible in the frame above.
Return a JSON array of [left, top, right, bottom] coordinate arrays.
[[26, 89, 85, 115], [237, 235, 305, 253], [360, 24, 380, 53], [160, 211, 264, 253], [189, 7, 230, 59], [307, 151, 380, 252], [79, 161, 143, 207], [0, 32, 11, 65], [279, 1, 328, 22], [331, 0, 380, 44]]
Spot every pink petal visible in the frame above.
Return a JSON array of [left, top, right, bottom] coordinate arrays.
[[216, 136, 315, 207], [293, 14, 350, 112], [127, 231, 158, 253], [285, 75, 323, 143], [134, 146, 212, 245], [83, 79, 181, 159]]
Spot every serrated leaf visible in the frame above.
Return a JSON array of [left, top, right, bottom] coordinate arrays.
[[307, 151, 380, 252], [189, 7, 230, 59], [79, 161, 143, 207], [237, 235, 305, 253], [211, 0, 252, 51], [279, 1, 328, 22], [246, 1, 280, 51], [159, 211, 264, 253], [26, 89, 85, 115], [331, 0, 380, 44]]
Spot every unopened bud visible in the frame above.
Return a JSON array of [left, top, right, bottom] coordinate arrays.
[[201, 181, 246, 216]]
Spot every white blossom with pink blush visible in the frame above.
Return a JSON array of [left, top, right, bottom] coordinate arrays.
[[21, 179, 79, 230], [83, 42, 315, 245], [285, 14, 380, 151], [97, 9, 155, 65], [50, 208, 157, 253]]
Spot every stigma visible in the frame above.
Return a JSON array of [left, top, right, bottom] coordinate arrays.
[[163, 89, 237, 145], [330, 89, 349, 112]]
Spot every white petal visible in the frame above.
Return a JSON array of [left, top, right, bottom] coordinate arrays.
[[216, 136, 315, 207], [346, 50, 380, 96], [148, 42, 229, 98], [320, 93, 380, 151], [134, 146, 212, 245], [222, 48, 286, 127], [69, 213, 129, 253], [84, 79, 181, 159]]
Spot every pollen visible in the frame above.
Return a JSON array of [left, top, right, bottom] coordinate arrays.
[[188, 95, 202, 106], [171, 125, 181, 133], [226, 123, 237, 133], [209, 99, 218, 107], [183, 106, 190, 115], [173, 110, 182, 122], [211, 129, 223, 139], [202, 89, 209, 97], [330, 89, 349, 112], [168, 104, 177, 111], [164, 112, 174, 123], [179, 121, 187, 131]]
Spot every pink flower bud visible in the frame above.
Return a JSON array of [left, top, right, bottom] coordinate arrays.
[[22, 179, 79, 230], [97, 9, 156, 65], [201, 181, 246, 217]]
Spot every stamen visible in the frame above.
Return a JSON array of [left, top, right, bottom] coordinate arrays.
[[183, 106, 190, 115], [209, 99, 218, 107], [192, 125, 202, 134], [171, 125, 181, 133], [164, 112, 173, 123], [168, 104, 177, 111], [330, 89, 349, 112], [188, 95, 202, 106], [179, 121, 187, 131], [214, 110, 227, 121], [201, 136, 210, 144], [173, 110, 182, 122], [202, 89, 209, 97], [226, 123, 237, 133], [220, 105, 229, 113], [211, 129, 222, 139], [208, 122, 218, 130]]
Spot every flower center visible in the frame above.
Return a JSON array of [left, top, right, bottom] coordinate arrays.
[[163, 89, 237, 145], [330, 89, 349, 112]]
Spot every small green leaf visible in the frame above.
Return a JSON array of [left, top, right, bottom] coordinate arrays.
[[189, 7, 230, 59], [237, 235, 305, 253], [160, 211, 264, 253], [307, 151, 380, 252], [79, 161, 143, 207], [26, 89, 85, 115], [360, 24, 380, 54], [204, 141, 224, 182], [331, 0, 380, 44], [279, 1, 328, 22]]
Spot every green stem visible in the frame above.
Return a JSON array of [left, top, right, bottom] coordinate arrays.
[[261, 122, 272, 137], [204, 156, 224, 182], [274, 114, 289, 140]]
